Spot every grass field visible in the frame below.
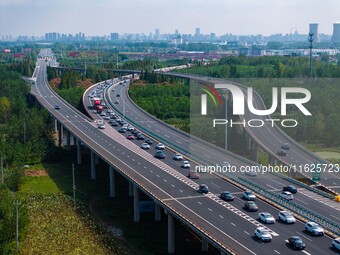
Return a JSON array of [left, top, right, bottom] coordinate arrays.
[[17, 149, 209, 255]]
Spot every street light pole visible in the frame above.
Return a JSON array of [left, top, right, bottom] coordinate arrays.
[[308, 33, 314, 78]]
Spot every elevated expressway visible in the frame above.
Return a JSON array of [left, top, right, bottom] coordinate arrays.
[[31, 50, 338, 254], [83, 77, 337, 254], [103, 76, 340, 228], [167, 73, 340, 194]]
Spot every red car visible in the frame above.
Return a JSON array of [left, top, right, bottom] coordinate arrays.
[[127, 134, 135, 140]]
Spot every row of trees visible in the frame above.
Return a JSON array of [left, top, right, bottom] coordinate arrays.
[[174, 56, 340, 147], [129, 82, 190, 121], [178, 55, 340, 78], [0, 67, 50, 254], [6, 59, 35, 77]]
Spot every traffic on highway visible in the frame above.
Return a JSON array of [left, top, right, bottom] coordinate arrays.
[[30, 49, 340, 255]]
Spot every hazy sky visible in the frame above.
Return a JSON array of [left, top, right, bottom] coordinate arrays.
[[0, 0, 339, 37]]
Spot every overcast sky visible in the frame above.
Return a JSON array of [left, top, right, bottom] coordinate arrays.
[[0, 0, 339, 37]]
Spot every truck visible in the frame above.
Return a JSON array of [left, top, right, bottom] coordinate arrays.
[[93, 97, 103, 113]]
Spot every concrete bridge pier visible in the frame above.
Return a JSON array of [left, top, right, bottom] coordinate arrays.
[[66, 130, 71, 150], [76, 139, 82, 165], [91, 151, 96, 180], [109, 165, 115, 197], [268, 154, 276, 166], [58, 123, 63, 147], [202, 237, 209, 253], [251, 142, 259, 163], [133, 184, 140, 222], [168, 213, 175, 254], [129, 181, 133, 197], [155, 203, 161, 221]]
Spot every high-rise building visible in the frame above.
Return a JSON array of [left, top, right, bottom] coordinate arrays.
[[331, 23, 340, 43], [110, 33, 119, 42], [195, 27, 200, 36], [155, 28, 160, 40], [309, 23, 320, 43]]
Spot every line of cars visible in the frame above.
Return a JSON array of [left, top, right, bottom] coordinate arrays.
[[197, 183, 338, 251], [94, 92, 200, 179], [93, 80, 339, 253]]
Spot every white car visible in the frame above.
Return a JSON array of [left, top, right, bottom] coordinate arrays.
[[156, 143, 165, 150], [243, 191, 256, 201], [127, 126, 134, 131], [279, 191, 293, 200], [332, 238, 340, 250], [173, 154, 183, 160], [259, 212, 275, 224], [254, 227, 272, 242], [141, 143, 150, 150], [305, 222, 324, 236], [100, 112, 106, 117], [98, 124, 105, 129], [182, 161, 190, 168], [104, 116, 110, 120], [278, 211, 296, 224]]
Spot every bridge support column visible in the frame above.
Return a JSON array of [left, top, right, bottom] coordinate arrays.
[[77, 139, 82, 165], [168, 214, 175, 254], [155, 203, 161, 221], [91, 151, 96, 180], [109, 165, 115, 198], [73, 135, 76, 146], [129, 181, 133, 197], [133, 184, 140, 222], [252, 142, 258, 163], [58, 123, 63, 147], [202, 237, 209, 253], [95, 154, 99, 165], [245, 133, 251, 152], [54, 119, 58, 133], [268, 154, 276, 166], [66, 131, 71, 150]]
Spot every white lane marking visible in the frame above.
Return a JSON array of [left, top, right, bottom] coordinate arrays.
[[244, 231, 249, 235], [302, 251, 311, 255], [208, 208, 212, 212], [164, 179, 167, 182], [295, 198, 309, 205], [219, 215, 224, 219], [198, 201, 202, 205], [211, 182, 221, 188], [231, 223, 236, 226], [266, 184, 276, 190], [274, 250, 280, 254], [297, 232, 313, 242], [180, 190, 183, 193]]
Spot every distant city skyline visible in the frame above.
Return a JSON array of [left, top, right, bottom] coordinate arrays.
[[0, 0, 339, 37]]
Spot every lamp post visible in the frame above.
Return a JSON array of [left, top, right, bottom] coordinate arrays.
[[308, 33, 314, 78]]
